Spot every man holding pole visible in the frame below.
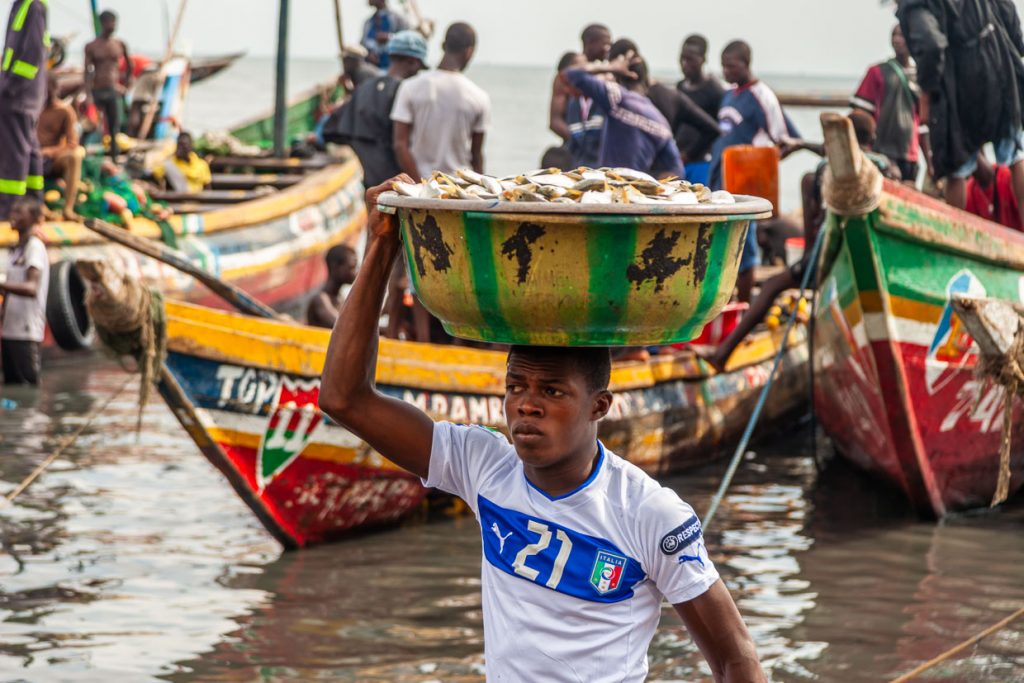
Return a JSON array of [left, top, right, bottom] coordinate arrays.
[[318, 178, 767, 682], [0, 0, 48, 221]]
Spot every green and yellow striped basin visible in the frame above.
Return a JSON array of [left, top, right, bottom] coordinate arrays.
[[378, 194, 773, 346]]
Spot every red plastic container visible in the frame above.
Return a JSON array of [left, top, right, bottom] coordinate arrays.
[[676, 302, 749, 347]]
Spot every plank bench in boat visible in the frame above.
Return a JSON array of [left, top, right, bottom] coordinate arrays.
[[210, 172, 304, 190], [151, 188, 273, 205], [209, 155, 332, 172]]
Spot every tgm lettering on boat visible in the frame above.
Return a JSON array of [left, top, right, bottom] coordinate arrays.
[[925, 270, 984, 395], [940, 380, 1006, 433], [215, 365, 281, 413], [397, 390, 506, 426]]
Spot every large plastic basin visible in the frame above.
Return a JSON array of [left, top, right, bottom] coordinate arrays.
[[378, 194, 773, 346]]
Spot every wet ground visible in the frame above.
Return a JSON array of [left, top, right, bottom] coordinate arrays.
[[1, 355, 1022, 682]]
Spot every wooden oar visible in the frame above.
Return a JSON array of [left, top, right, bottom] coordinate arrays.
[[82, 218, 278, 320]]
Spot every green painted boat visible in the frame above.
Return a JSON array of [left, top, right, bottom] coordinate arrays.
[[229, 81, 343, 150], [813, 113, 1024, 516]]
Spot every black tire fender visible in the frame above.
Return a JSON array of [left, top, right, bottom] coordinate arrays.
[[46, 259, 94, 351]]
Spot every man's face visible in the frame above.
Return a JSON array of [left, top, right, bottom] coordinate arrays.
[[503, 354, 609, 470], [892, 25, 909, 61], [101, 17, 117, 35], [583, 30, 612, 62], [332, 250, 358, 285], [721, 53, 748, 85], [368, 0, 386, 9], [680, 46, 704, 81], [176, 135, 193, 159]]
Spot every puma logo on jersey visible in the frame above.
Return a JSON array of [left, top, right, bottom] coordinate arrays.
[[491, 522, 513, 553], [677, 543, 706, 568]]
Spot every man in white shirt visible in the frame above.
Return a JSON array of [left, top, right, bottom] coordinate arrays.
[[391, 22, 491, 180], [1, 197, 50, 385], [319, 179, 766, 682]]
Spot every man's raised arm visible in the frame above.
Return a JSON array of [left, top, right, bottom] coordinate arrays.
[[318, 177, 435, 479]]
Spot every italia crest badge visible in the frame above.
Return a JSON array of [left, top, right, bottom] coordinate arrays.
[[590, 550, 626, 595], [257, 377, 323, 490]]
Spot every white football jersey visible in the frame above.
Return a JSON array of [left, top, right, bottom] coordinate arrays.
[[425, 422, 720, 682]]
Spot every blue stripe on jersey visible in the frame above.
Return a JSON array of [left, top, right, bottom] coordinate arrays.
[[524, 441, 606, 502], [478, 494, 646, 603]]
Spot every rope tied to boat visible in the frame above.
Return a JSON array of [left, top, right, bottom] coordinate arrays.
[[76, 259, 168, 432], [973, 325, 1024, 507]]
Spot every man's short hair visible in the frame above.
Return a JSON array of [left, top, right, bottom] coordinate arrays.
[[444, 22, 477, 54], [12, 196, 44, 222], [99, 9, 116, 22], [557, 51, 580, 72], [849, 109, 876, 148], [722, 40, 752, 65], [608, 38, 639, 61], [682, 34, 708, 57], [325, 243, 355, 269], [581, 24, 610, 44], [507, 346, 612, 393]]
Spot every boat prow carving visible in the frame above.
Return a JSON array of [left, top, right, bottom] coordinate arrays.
[[820, 111, 883, 217]]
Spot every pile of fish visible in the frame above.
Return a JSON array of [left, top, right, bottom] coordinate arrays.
[[391, 167, 736, 205]]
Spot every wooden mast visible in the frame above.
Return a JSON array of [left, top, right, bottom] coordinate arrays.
[[273, 0, 291, 158]]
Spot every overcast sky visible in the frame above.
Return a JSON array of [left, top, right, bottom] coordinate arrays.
[[45, 0, 1024, 76]]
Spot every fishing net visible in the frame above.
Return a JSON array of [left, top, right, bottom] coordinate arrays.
[[76, 259, 168, 432]]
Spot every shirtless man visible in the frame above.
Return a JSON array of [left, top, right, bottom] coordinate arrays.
[[307, 244, 358, 329], [84, 10, 131, 154], [37, 75, 84, 219]]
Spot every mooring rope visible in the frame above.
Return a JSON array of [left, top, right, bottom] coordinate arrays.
[[0, 375, 134, 509], [703, 220, 830, 529], [887, 605, 1024, 683]]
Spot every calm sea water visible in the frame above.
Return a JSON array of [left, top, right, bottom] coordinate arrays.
[[1, 357, 1022, 682], [1, 60, 1022, 682]]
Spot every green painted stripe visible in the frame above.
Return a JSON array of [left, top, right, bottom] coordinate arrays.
[[583, 216, 638, 345], [0, 178, 27, 196], [12, 0, 33, 32], [672, 220, 731, 341], [25, 174, 42, 190], [463, 212, 517, 342], [841, 213, 883, 295], [11, 60, 38, 80]]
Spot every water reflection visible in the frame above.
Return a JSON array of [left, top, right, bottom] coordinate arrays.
[[1, 359, 1022, 682]]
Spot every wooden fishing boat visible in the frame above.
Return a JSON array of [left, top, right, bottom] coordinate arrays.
[[0, 81, 361, 350], [812, 113, 1024, 516], [156, 299, 808, 548], [53, 51, 246, 99]]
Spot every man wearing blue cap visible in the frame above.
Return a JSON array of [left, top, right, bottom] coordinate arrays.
[[332, 30, 426, 188]]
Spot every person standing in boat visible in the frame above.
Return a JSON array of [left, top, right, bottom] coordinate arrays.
[[708, 40, 800, 303], [0, 0, 48, 221], [850, 24, 929, 185], [560, 40, 684, 180], [896, 0, 1024, 228], [675, 34, 725, 186], [84, 10, 132, 156], [549, 24, 612, 168], [307, 244, 358, 329], [0, 197, 49, 386], [391, 22, 490, 181], [328, 30, 427, 188], [319, 176, 767, 683], [361, 0, 412, 69]]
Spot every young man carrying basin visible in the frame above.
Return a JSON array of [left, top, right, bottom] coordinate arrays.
[[318, 178, 766, 682]]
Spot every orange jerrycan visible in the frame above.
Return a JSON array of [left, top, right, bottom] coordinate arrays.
[[722, 145, 780, 217]]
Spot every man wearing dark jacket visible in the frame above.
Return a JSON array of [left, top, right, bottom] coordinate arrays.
[[0, 0, 48, 220], [897, 0, 1024, 227]]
